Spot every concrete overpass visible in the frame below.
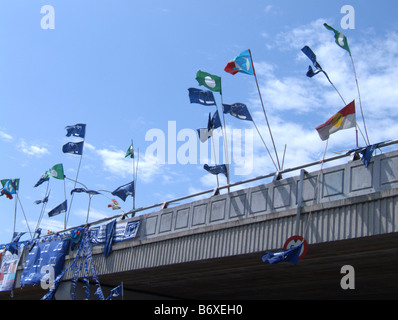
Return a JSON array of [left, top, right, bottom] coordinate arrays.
[[3, 144, 398, 300]]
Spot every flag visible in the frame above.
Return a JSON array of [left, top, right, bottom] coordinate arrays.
[[301, 45, 323, 78], [1, 179, 18, 195], [222, 103, 253, 121], [1, 179, 19, 192], [203, 164, 228, 178], [62, 141, 84, 155], [360, 143, 381, 168], [188, 88, 216, 106], [125, 142, 134, 158], [104, 219, 116, 257], [324, 23, 351, 54], [46, 164, 65, 180], [65, 123, 86, 138], [111, 181, 134, 202], [195, 70, 222, 93], [34, 173, 50, 187], [316, 100, 356, 141], [224, 49, 254, 75], [108, 199, 121, 210], [261, 243, 303, 264], [106, 283, 123, 300], [48, 200, 67, 217], [197, 110, 222, 143], [34, 194, 49, 205], [70, 188, 100, 195]]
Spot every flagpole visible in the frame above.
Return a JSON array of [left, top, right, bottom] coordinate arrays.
[[249, 49, 281, 170], [132, 140, 135, 211], [65, 148, 84, 229], [134, 148, 139, 213], [65, 128, 86, 229], [211, 136, 220, 188], [322, 70, 359, 147], [219, 84, 231, 192], [15, 190, 33, 239], [35, 180, 50, 234], [86, 194, 92, 224], [349, 54, 370, 146]]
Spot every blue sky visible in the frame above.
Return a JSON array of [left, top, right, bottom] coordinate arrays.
[[1, 0, 398, 245]]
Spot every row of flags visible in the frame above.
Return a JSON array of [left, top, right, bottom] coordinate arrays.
[[31, 124, 135, 222], [1, 22, 375, 249]]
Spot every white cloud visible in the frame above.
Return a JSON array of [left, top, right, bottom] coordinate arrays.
[[0, 130, 13, 141], [18, 139, 50, 157]]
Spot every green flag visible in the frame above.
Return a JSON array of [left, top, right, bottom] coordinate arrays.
[[46, 163, 65, 180], [196, 70, 222, 93], [125, 142, 134, 158], [324, 23, 351, 55]]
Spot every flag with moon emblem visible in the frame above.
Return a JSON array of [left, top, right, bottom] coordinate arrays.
[[195, 70, 222, 93]]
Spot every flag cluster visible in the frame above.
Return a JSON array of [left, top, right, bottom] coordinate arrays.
[[63, 124, 86, 155]]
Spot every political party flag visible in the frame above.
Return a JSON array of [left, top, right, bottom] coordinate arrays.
[[46, 164, 65, 180], [188, 88, 216, 106], [104, 219, 116, 258], [224, 49, 254, 76], [1, 179, 19, 192], [222, 103, 253, 121], [62, 141, 84, 155], [111, 181, 134, 202], [1, 179, 18, 195], [316, 100, 356, 141], [261, 243, 303, 264], [324, 23, 351, 55], [203, 164, 228, 178], [34, 194, 49, 205], [197, 110, 222, 143], [34, 173, 49, 187], [48, 200, 67, 217], [125, 142, 134, 158], [70, 188, 100, 195], [360, 142, 381, 168], [195, 70, 222, 93], [301, 46, 323, 78], [65, 123, 86, 138], [108, 199, 121, 210], [106, 283, 123, 300]]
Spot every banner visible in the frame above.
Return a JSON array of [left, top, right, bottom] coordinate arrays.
[[20, 238, 70, 287], [89, 220, 140, 245], [0, 248, 24, 292]]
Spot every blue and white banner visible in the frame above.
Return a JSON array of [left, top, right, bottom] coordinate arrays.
[[20, 238, 70, 287], [89, 220, 140, 245], [0, 247, 24, 292]]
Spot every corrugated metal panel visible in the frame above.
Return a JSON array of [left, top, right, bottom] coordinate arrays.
[[61, 191, 398, 280]]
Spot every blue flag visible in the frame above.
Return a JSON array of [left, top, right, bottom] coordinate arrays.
[[34, 173, 50, 188], [62, 141, 84, 155], [261, 243, 302, 265], [48, 200, 67, 217], [111, 181, 134, 202], [197, 110, 222, 143], [360, 143, 381, 168], [204, 164, 228, 178], [71, 188, 100, 195], [188, 88, 216, 106], [34, 194, 49, 205], [301, 46, 323, 78], [104, 219, 116, 258], [106, 283, 123, 300], [65, 123, 86, 138], [223, 103, 253, 121]]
